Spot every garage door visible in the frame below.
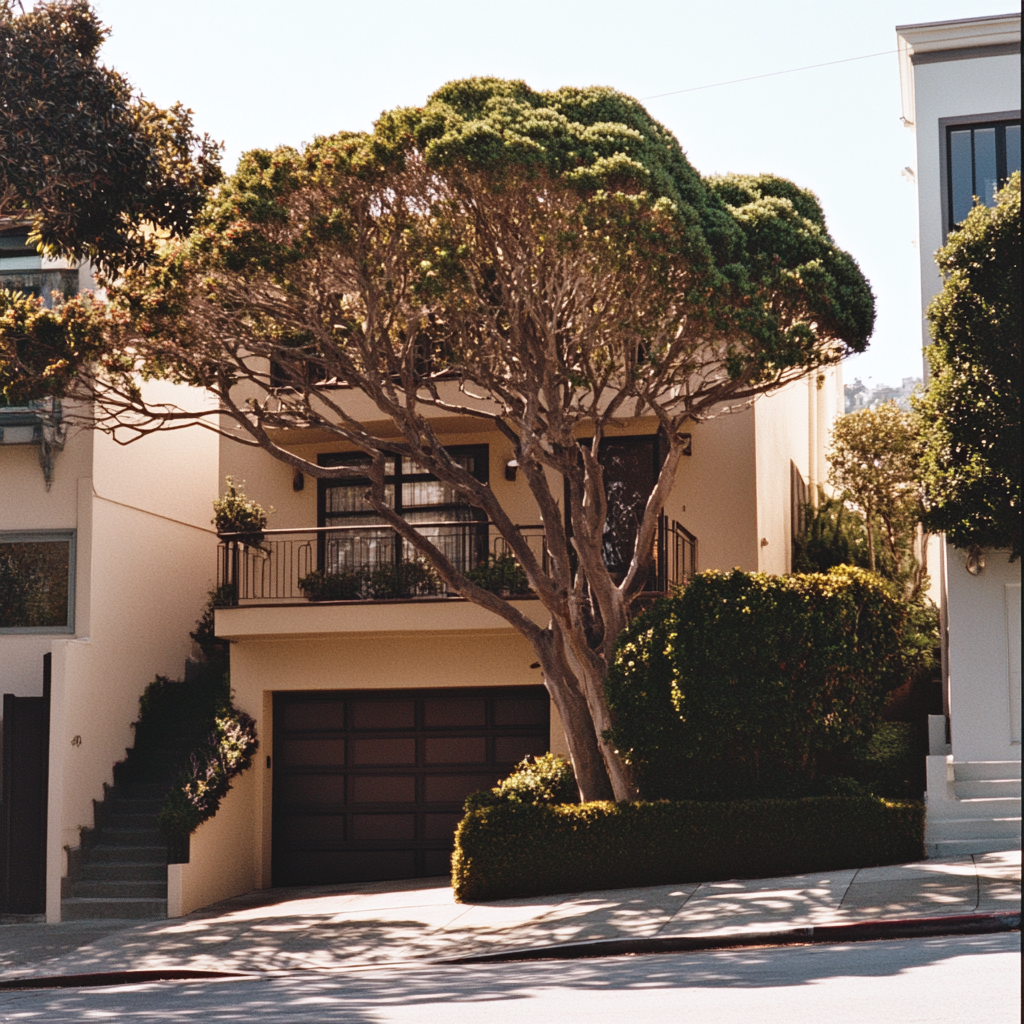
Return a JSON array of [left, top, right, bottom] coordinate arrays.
[[272, 686, 550, 885]]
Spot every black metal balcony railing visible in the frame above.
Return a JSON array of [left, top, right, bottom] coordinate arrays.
[[216, 518, 696, 606]]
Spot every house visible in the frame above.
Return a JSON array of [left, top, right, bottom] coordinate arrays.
[[1, 237, 845, 922], [895, 13, 1021, 856], [158, 368, 841, 918], [0, 223, 222, 919]]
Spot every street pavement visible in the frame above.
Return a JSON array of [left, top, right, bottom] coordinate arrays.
[[0, 850, 1017, 984], [0, 933, 1019, 1022]]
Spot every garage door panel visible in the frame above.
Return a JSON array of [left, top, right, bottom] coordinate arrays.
[[423, 736, 486, 764], [279, 738, 345, 766], [350, 814, 416, 840], [351, 738, 417, 764], [273, 686, 549, 886], [351, 700, 415, 729], [424, 698, 486, 727], [423, 773, 498, 804], [423, 813, 463, 840], [279, 701, 347, 732], [276, 774, 346, 804], [277, 815, 347, 844], [494, 697, 549, 726], [495, 734, 549, 764]]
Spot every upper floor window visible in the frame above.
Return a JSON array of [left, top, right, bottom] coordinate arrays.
[[0, 531, 76, 633], [947, 120, 1021, 227]]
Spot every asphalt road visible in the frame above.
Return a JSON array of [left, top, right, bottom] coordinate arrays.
[[0, 933, 1018, 1023]]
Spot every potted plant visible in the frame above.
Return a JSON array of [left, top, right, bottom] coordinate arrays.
[[212, 477, 272, 548]]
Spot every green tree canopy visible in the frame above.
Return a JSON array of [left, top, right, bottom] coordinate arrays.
[[91, 78, 875, 801], [916, 172, 1020, 558]]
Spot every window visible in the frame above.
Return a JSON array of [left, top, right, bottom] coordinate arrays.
[[0, 532, 75, 632], [317, 448, 488, 574], [947, 120, 1021, 227]]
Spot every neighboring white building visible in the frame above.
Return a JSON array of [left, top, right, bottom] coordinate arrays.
[[895, 13, 1021, 856]]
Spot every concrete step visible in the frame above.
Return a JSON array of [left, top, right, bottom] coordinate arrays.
[[927, 796, 1022, 819], [926, 836, 1021, 858], [70, 879, 167, 900], [926, 816, 1021, 841], [100, 827, 165, 845], [87, 844, 167, 865], [61, 897, 167, 921], [110, 798, 164, 815], [81, 861, 167, 882], [954, 761, 1022, 782], [101, 813, 161, 830], [113, 783, 172, 799], [954, 778, 1022, 799]]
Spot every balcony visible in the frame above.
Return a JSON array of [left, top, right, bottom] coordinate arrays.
[[215, 518, 696, 608]]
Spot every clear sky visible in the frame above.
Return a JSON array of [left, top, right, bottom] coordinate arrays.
[[87, 0, 1013, 390]]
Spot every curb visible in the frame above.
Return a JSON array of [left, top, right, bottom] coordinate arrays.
[[0, 969, 256, 991], [442, 912, 1022, 963]]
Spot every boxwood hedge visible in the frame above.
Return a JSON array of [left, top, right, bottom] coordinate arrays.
[[452, 796, 924, 902]]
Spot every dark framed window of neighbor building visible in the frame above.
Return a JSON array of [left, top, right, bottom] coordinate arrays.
[[947, 120, 1021, 227], [0, 531, 75, 632]]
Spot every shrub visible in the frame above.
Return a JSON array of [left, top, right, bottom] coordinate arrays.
[[464, 753, 577, 811], [366, 557, 442, 598], [158, 709, 260, 838], [792, 492, 870, 573], [298, 568, 365, 601], [465, 553, 531, 596], [845, 722, 924, 801], [213, 477, 272, 545], [605, 567, 906, 800], [452, 796, 924, 902]]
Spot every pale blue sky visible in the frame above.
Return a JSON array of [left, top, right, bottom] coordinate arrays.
[[88, 0, 1012, 389]]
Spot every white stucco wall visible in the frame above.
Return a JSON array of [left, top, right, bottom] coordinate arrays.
[[945, 543, 1022, 763]]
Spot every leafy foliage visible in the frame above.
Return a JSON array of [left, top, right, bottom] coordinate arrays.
[[464, 552, 531, 596], [212, 477, 271, 543], [604, 567, 906, 800], [827, 403, 926, 595], [0, 0, 220, 274], [464, 753, 577, 811], [452, 796, 924, 902], [916, 173, 1020, 557], [157, 709, 259, 839], [791, 490, 870, 573], [298, 558, 443, 601]]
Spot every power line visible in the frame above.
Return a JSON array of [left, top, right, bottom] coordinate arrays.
[[642, 49, 899, 101]]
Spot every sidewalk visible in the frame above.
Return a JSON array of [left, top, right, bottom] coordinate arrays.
[[1, 850, 1018, 983]]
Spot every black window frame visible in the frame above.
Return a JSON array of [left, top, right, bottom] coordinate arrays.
[[942, 113, 1021, 235]]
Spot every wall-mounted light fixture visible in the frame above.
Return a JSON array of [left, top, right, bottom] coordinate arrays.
[[505, 459, 519, 482], [965, 546, 985, 576], [292, 469, 304, 492], [680, 433, 693, 456]]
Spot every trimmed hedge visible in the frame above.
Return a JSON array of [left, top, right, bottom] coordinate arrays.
[[605, 567, 906, 800], [452, 796, 924, 902]]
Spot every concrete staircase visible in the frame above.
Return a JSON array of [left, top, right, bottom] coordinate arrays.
[[925, 755, 1022, 858], [61, 782, 170, 920]]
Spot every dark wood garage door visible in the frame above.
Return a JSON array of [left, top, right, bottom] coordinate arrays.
[[272, 686, 550, 885]]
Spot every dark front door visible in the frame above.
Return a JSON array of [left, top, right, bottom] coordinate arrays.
[[1, 687, 50, 915], [272, 686, 549, 885]]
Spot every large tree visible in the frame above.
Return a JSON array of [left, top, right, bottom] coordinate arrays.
[[916, 172, 1020, 559], [90, 79, 874, 801], [0, 0, 220, 403]]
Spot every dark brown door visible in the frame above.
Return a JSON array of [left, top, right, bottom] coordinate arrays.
[[272, 686, 549, 886], [1, 686, 50, 915]]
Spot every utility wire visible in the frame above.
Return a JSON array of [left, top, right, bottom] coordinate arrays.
[[642, 49, 899, 100]]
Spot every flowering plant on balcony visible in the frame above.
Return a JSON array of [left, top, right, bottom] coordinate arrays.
[[212, 477, 272, 547]]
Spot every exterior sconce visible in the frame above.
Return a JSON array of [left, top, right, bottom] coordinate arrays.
[[293, 470, 304, 492], [505, 460, 518, 482], [965, 546, 985, 576], [760, 537, 769, 548], [680, 433, 692, 456]]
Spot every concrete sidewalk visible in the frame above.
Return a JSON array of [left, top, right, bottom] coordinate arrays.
[[1, 850, 1018, 983]]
